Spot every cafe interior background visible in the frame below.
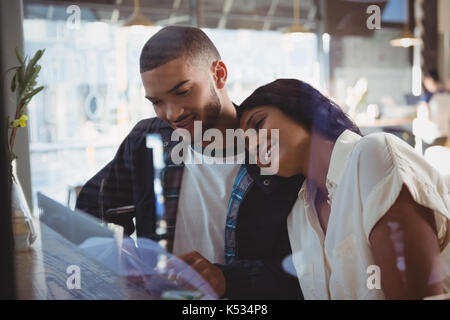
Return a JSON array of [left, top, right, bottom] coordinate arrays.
[[0, 0, 449, 299], [1, 0, 448, 212]]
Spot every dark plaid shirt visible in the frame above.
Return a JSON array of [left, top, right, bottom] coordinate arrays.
[[77, 117, 304, 299]]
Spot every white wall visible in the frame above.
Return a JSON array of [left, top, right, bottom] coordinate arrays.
[[331, 28, 412, 107]]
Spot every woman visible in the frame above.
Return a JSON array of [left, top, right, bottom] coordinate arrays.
[[238, 79, 450, 299]]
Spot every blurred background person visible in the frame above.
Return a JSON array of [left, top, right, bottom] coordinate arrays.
[[421, 69, 444, 104], [414, 69, 450, 153]]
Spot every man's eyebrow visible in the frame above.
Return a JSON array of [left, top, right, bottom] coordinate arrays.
[[145, 80, 190, 101], [167, 80, 190, 94]]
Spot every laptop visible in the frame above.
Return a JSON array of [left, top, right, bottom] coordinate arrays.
[[38, 192, 115, 245], [37, 192, 208, 299]]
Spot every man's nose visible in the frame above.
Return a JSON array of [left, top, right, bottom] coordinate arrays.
[[166, 103, 185, 122]]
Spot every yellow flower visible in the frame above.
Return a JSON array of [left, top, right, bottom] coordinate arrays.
[[13, 114, 28, 128]]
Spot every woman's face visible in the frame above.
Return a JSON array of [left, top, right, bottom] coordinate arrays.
[[240, 105, 311, 177]]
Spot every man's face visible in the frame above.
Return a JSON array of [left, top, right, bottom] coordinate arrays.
[[141, 56, 222, 137]]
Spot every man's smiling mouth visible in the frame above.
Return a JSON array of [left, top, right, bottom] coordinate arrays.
[[173, 114, 196, 129]]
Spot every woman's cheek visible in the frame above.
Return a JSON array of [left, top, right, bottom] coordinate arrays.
[[276, 144, 289, 173]]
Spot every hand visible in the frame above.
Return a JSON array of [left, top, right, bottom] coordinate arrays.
[[167, 251, 226, 298]]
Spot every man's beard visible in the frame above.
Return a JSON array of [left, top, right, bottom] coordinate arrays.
[[201, 83, 222, 132]]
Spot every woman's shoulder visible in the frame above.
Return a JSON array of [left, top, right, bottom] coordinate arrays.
[[357, 132, 397, 152], [352, 132, 396, 169], [348, 132, 425, 194], [354, 132, 416, 166], [351, 131, 447, 202]]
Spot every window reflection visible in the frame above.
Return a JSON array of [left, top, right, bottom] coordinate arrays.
[[23, 19, 319, 207]]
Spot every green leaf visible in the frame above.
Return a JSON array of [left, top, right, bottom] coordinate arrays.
[[23, 64, 40, 92], [15, 47, 24, 64], [29, 65, 41, 85], [24, 49, 44, 81], [31, 49, 44, 65], [16, 66, 24, 96], [20, 86, 44, 107], [10, 73, 17, 92]]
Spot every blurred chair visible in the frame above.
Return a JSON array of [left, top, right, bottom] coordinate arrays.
[[413, 92, 450, 154], [424, 146, 450, 181], [67, 183, 136, 236], [429, 92, 450, 140]]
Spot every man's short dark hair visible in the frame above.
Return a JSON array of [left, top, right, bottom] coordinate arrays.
[[139, 25, 221, 73]]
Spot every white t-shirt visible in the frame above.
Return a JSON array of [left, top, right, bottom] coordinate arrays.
[[287, 130, 450, 299], [172, 145, 241, 264]]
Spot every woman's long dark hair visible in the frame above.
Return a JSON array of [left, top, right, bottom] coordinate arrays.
[[237, 79, 361, 141]]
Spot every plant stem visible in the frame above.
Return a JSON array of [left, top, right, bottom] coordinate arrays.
[[9, 100, 24, 151], [9, 127, 17, 151]]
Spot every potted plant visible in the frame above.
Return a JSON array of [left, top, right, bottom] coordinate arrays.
[[7, 47, 45, 250]]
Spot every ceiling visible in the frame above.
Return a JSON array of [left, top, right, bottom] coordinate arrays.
[[24, 0, 318, 31], [23, 0, 398, 35]]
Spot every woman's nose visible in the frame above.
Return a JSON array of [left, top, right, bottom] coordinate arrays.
[[247, 135, 259, 155]]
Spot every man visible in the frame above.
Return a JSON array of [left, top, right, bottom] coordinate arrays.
[[415, 69, 449, 148], [76, 26, 303, 299]]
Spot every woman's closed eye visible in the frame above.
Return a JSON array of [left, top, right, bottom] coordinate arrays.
[[255, 116, 267, 130]]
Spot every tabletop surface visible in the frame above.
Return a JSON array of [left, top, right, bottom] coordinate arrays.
[[14, 219, 156, 300]]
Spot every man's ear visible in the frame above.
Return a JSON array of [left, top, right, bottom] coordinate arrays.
[[211, 60, 228, 89]]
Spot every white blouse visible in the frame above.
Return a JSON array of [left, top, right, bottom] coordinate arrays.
[[287, 130, 450, 299]]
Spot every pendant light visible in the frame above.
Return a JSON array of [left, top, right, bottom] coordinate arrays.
[[122, 0, 154, 27], [390, 0, 421, 47], [285, 0, 309, 33]]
